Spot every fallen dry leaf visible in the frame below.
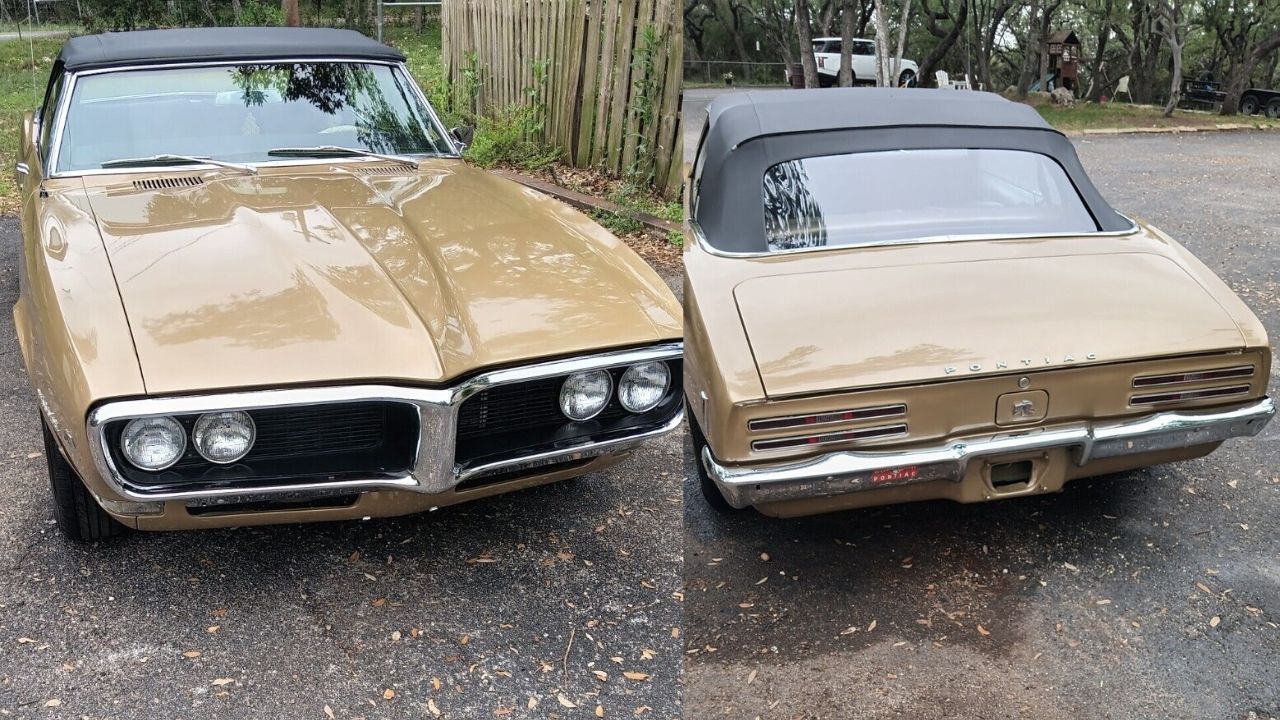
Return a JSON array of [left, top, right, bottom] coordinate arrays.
[[867, 619, 877, 632], [640, 648, 656, 660], [371, 598, 386, 607], [323, 705, 335, 719], [44, 700, 61, 708], [977, 625, 991, 636], [746, 669, 757, 685], [596, 705, 605, 718], [182, 650, 202, 658], [427, 698, 442, 716], [623, 671, 650, 681], [592, 670, 608, 682], [383, 688, 395, 700], [557, 693, 577, 708], [212, 678, 235, 687], [206, 625, 220, 634], [1196, 582, 1212, 594], [1210, 616, 1221, 628]]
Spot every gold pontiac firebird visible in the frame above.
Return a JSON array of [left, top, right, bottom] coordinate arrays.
[[684, 88, 1274, 518], [16, 28, 683, 540]]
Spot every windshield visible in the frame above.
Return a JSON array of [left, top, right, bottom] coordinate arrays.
[[762, 148, 1098, 251], [55, 62, 454, 172]]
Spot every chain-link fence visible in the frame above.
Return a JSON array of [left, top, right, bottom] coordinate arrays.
[[683, 60, 789, 87]]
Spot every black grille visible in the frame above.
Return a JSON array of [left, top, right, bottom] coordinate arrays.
[[106, 401, 419, 491], [454, 359, 682, 469]]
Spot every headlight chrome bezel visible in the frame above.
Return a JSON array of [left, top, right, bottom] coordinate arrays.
[[559, 369, 614, 421], [192, 411, 257, 464], [119, 415, 187, 471], [618, 361, 672, 414]]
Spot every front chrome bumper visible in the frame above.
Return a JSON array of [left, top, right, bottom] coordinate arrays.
[[86, 343, 683, 504], [704, 397, 1275, 509]]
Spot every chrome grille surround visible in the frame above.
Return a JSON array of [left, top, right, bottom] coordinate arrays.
[[86, 343, 683, 503]]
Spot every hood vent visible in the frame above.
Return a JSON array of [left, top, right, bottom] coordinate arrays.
[[133, 176, 204, 191], [354, 164, 414, 175]]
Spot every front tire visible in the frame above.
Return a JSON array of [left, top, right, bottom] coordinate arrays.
[[898, 69, 917, 88], [1240, 95, 1259, 115], [43, 421, 129, 542], [688, 403, 736, 512]]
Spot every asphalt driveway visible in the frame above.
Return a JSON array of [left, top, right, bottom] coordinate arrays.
[[0, 222, 684, 718], [681, 91, 1280, 720]]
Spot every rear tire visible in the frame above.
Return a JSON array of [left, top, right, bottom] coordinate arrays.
[[1266, 99, 1280, 119], [1240, 95, 1259, 115], [899, 69, 917, 88], [43, 421, 129, 542], [688, 402, 736, 513]]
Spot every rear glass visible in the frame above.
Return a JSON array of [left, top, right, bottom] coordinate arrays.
[[762, 148, 1098, 251]]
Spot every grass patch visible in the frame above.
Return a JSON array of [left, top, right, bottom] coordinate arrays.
[[588, 183, 682, 245], [1035, 101, 1280, 132], [0, 36, 63, 215]]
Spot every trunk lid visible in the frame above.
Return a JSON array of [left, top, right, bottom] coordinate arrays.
[[734, 252, 1246, 398]]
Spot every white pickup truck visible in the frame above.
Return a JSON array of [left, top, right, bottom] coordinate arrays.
[[807, 37, 918, 88]]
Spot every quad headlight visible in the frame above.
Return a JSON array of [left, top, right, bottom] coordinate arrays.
[[192, 411, 256, 464], [560, 370, 613, 421], [120, 416, 186, 471], [618, 361, 670, 413]]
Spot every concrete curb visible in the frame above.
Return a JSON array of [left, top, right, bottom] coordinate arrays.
[[1064, 123, 1276, 138]]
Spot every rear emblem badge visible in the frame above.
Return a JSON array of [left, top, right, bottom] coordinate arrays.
[[1012, 399, 1037, 418]]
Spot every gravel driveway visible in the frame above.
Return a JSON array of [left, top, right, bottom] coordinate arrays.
[[680, 93, 1280, 720], [0, 220, 685, 719]]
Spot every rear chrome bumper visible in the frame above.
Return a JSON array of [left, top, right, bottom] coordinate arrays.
[[704, 397, 1275, 509], [86, 343, 683, 506]]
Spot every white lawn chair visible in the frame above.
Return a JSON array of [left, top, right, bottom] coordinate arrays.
[[966, 74, 984, 91], [1112, 76, 1132, 103], [952, 75, 971, 90], [935, 70, 950, 89]]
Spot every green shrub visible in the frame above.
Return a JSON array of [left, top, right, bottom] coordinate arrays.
[[238, 0, 284, 26], [464, 104, 561, 171]]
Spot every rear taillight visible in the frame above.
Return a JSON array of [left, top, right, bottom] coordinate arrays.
[[1130, 385, 1251, 406], [747, 404, 905, 432], [1131, 366, 1254, 387], [751, 423, 907, 452]]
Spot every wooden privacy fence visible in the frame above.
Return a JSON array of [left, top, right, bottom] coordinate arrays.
[[442, 0, 684, 197]]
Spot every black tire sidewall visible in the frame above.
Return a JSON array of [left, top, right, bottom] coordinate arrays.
[[686, 399, 736, 512], [1267, 100, 1280, 119], [1241, 96, 1258, 115], [43, 421, 126, 541]]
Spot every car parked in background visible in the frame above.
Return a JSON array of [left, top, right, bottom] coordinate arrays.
[[810, 37, 918, 87], [16, 27, 683, 540], [684, 88, 1273, 518]]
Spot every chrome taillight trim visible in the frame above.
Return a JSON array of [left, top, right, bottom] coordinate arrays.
[[748, 404, 906, 432], [1131, 366, 1254, 388], [751, 423, 907, 452], [1129, 384, 1252, 406]]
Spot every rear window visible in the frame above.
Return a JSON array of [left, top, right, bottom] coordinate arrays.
[[762, 148, 1098, 251]]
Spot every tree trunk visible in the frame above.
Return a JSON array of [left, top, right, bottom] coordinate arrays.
[[872, 0, 890, 86], [1220, 30, 1280, 114], [796, 0, 821, 88], [1016, 0, 1041, 96], [230, 0, 243, 22], [1084, 0, 1114, 102], [282, 0, 301, 26], [891, 0, 913, 84], [977, 0, 1013, 92], [838, 0, 855, 86], [1156, 1, 1182, 117], [917, 0, 969, 89]]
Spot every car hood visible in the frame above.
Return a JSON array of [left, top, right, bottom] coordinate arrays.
[[82, 161, 680, 395], [733, 250, 1247, 398]]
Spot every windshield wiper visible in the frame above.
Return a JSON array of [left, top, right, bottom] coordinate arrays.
[[266, 145, 422, 168], [100, 154, 257, 174]]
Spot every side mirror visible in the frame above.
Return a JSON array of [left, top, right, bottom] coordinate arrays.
[[450, 125, 474, 150]]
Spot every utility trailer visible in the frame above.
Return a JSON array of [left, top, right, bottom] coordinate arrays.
[[1240, 88, 1280, 118]]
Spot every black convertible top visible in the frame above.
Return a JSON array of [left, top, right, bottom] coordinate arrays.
[[707, 87, 1055, 150], [693, 88, 1133, 254], [56, 27, 404, 72]]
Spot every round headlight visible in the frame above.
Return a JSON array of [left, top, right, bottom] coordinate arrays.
[[120, 416, 186, 471], [559, 370, 612, 421], [192, 411, 256, 464], [618, 361, 671, 413]]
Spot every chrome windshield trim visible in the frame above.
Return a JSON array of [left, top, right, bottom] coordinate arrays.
[[86, 342, 683, 502], [704, 397, 1274, 509], [687, 215, 1141, 259], [49, 58, 460, 178]]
